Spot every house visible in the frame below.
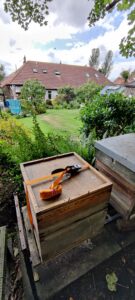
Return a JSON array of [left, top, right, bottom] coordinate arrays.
[[101, 80, 135, 97], [114, 72, 135, 86], [0, 60, 112, 100]]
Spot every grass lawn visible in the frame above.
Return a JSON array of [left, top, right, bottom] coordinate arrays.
[[19, 109, 82, 137]]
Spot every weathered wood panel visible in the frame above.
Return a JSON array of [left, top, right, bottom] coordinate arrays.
[[95, 159, 135, 219], [39, 202, 107, 236], [22, 207, 41, 267], [0, 226, 6, 300], [41, 210, 106, 261], [37, 189, 110, 230], [20, 152, 112, 261], [95, 149, 135, 185]]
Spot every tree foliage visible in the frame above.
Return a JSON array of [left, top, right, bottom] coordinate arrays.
[[20, 79, 46, 114], [57, 86, 76, 103], [99, 50, 113, 77], [121, 70, 130, 82], [4, 0, 52, 30], [75, 82, 102, 104], [3, 1, 135, 57], [88, 0, 135, 57], [81, 92, 135, 139], [89, 48, 100, 69], [0, 64, 5, 81]]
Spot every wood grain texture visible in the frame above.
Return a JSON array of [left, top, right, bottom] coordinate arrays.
[[95, 149, 135, 185], [20, 152, 112, 261], [96, 159, 135, 219], [41, 210, 106, 261], [39, 202, 107, 236], [22, 207, 41, 267], [37, 189, 110, 229], [0, 226, 6, 300]]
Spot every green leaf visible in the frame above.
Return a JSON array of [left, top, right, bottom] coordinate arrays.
[[106, 272, 118, 292]]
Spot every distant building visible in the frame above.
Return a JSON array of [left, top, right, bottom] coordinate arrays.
[[0, 60, 112, 100], [101, 80, 135, 97], [114, 72, 135, 86]]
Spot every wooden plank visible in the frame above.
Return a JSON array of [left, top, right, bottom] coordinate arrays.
[[95, 149, 135, 185], [14, 195, 27, 251], [41, 210, 106, 261], [96, 159, 135, 218], [39, 202, 107, 235], [0, 226, 6, 300], [96, 159, 135, 193], [110, 192, 134, 219], [37, 188, 110, 227], [22, 207, 41, 267]]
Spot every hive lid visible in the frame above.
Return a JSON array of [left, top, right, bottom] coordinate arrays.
[[21, 152, 111, 214], [95, 133, 135, 172]]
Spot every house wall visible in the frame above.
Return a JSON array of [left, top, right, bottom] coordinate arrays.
[[45, 89, 58, 100], [3, 85, 58, 101]]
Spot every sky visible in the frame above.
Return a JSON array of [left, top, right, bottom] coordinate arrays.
[[0, 0, 135, 81]]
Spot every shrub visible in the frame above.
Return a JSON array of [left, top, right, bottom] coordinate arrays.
[[75, 82, 101, 104], [58, 86, 76, 103], [81, 93, 135, 138], [20, 79, 46, 115]]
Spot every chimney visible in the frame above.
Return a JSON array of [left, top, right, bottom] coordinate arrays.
[[23, 56, 26, 64]]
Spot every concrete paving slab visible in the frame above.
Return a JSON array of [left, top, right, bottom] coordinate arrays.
[[95, 133, 135, 172], [34, 228, 121, 299]]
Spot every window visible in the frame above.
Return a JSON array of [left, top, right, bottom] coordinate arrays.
[[43, 69, 47, 73], [54, 71, 61, 75], [48, 90, 52, 100], [33, 68, 38, 73]]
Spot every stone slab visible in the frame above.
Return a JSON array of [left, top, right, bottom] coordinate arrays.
[[34, 229, 121, 299], [95, 133, 135, 172]]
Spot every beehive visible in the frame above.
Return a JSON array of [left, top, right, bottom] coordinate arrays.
[[95, 133, 135, 219], [20, 152, 112, 261]]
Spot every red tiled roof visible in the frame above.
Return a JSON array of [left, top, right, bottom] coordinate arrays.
[[0, 60, 112, 89], [113, 77, 125, 85], [114, 73, 135, 86]]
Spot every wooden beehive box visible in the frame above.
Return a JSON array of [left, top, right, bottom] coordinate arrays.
[[95, 133, 135, 219], [20, 152, 112, 261]]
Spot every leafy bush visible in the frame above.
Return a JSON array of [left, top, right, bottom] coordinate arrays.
[[0, 112, 93, 165], [75, 82, 101, 104], [58, 86, 76, 103], [81, 93, 135, 138], [20, 79, 46, 115]]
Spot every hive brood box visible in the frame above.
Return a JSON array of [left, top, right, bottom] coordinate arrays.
[[95, 133, 135, 219], [20, 152, 112, 261]]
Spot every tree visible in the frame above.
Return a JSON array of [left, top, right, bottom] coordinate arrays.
[[4, 0, 52, 30], [57, 86, 76, 103], [20, 79, 46, 114], [88, 0, 135, 58], [121, 70, 130, 83], [99, 50, 113, 77], [80, 92, 135, 139], [89, 48, 100, 69], [75, 82, 102, 104], [0, 64, 5, 81]]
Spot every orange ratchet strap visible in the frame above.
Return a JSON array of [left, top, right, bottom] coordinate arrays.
[[25, 163, 89, 225]]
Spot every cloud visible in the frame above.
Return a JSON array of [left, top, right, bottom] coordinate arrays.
[[0, 1, 134, 82], [9, 38, 16, 47], [0, 0, 11, 24], [49, 0, 94, 28], [110, 60, 135, 80]]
